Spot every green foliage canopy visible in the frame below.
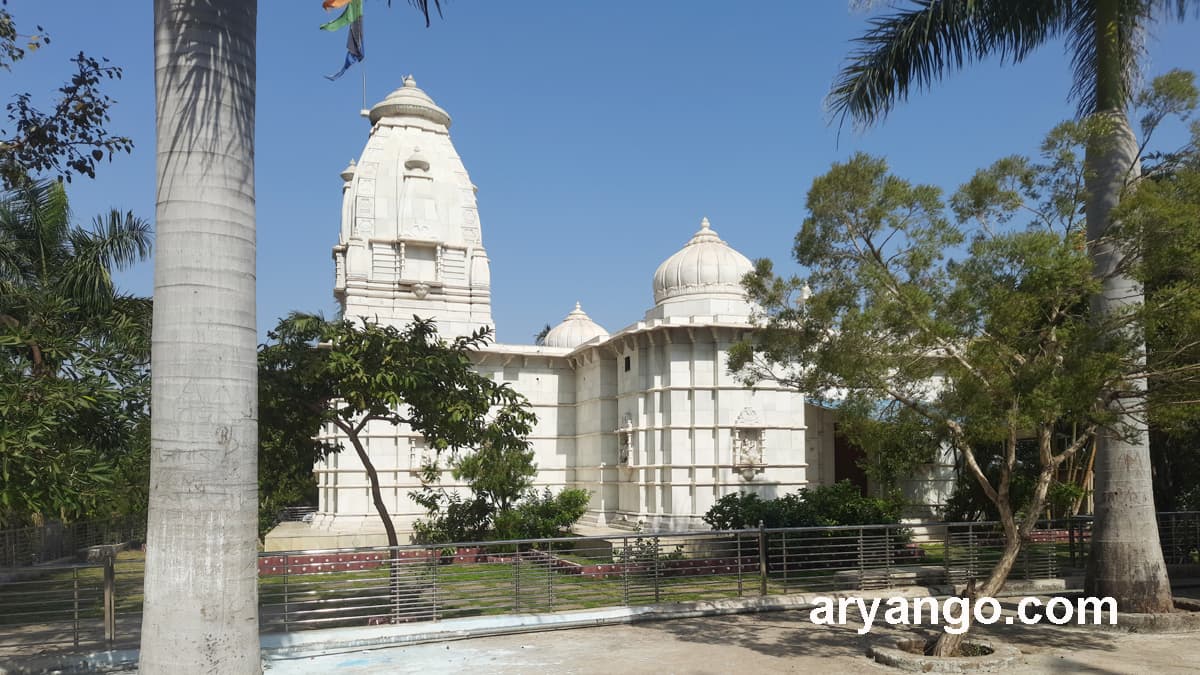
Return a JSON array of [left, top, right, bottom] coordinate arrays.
[[731, 119, 1200, 539], [0, 180, 152, 526], [702, 481, 903, 530], [0, 6, 133, 188], [257, 314, 538, 547]]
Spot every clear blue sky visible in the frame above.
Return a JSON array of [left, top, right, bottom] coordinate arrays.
[[7, 2, 1199, 343]]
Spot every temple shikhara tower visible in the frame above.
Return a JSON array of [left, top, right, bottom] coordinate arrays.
[[332, 76, 493, 338], [291, 77, 928, 549]]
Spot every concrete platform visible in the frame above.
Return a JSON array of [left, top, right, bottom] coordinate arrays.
[[263, 522, 391, 552], [263, 603, 1200, 674]]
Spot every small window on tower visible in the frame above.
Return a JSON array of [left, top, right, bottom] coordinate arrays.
[[624, 356, 631, 372]]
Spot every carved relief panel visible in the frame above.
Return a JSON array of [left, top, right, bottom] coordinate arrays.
[[616, 413, 634, 466], [732, 407, 766, 480]]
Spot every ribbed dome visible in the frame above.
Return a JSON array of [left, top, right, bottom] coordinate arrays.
[[652, 218, 753, 304], [544, 302, 608, 349], [368, 75, 452, 127]]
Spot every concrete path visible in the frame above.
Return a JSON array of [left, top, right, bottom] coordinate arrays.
[[262, 609, 1200, 674]]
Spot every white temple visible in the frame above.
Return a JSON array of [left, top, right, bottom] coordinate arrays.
[[301, 77, 860, 548]]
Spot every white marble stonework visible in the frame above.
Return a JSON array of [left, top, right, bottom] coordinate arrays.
[[331, 76, 493, 339], [309, 78, 839, 545]]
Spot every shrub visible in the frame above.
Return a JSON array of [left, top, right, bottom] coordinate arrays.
[[410, 491, 493, 545], [702, 480, 903, 530], [494, 488, 591, 540]]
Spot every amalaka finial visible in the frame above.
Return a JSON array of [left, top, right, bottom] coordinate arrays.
[[700, 217, 711, 230]]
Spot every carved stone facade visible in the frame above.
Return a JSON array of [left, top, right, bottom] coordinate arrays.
[[331, 76, 493, 340]]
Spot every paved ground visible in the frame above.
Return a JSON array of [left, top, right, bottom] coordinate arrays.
[[262, 603, 1200, 674]]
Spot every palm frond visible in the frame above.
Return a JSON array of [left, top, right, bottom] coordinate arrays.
[[58, 211, 151, 313], [96, 293, 153, 361], [0, 228, 21, 283], [830, 0, 1075, 128], [78, 210, 154, 272], [0, 180, 71, 283], [59, 251, 114, 313], [388, 0, 444, 27], [1067, 1, 1152, 115], [268, 311, 330, 345]]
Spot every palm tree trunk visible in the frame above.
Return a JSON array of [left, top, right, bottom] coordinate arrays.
[[1082, 108, 1173, 612], [1081, 0, 1173, 613], [140, 1, 260, 672]]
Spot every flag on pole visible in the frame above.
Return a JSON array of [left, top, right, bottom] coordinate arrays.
[[321, 0, 364, 81]]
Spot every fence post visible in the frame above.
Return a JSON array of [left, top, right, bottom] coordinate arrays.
[[857, 527, 865, 587], [653, 536, 661, 605], [513, 548, 521, 613], [884, 526, 893, 589], [282, 553, 290, 633], [72, 567, 81, 648], [758, 521, 768, 596], [103, 554, 115, 646], [1068, 520, 1077, 567], [967, 524, 977, 578], [545, 541, 554, 612], [943, 525, 952, 585], [621, 536, 630, 606], [431, 548, 441, 621], [736, 532, 743, 597], [390, 548, 402, 624]]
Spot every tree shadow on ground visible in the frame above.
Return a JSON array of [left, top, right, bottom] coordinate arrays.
[[642, 610, 906, 660], [642, 602, 1128, 664]]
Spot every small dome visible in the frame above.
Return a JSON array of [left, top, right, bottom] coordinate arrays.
[[340, 159, 357, 182], [544, 302, 608, 349], [652, 218, 753, 304], [368, 75, 452, 127]]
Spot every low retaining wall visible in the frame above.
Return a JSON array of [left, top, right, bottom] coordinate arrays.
[[257, 547, 486, 576]]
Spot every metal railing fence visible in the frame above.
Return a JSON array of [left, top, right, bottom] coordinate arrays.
[[0, 515, 146, 568], [276, 506, 317, 523], [0, 548, 138, 654], [2, 511, 1197, 655]]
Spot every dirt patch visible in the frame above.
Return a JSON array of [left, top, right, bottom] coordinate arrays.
[[895, 637, 994, 657], [870, 637, 1021, 672]]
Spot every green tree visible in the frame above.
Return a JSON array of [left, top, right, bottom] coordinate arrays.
[[452, 434, 538, 515], [0, 180, 151, 527], [0, 5, 133, 188], [1119, 108, 1200, 511], [829, 0, 1199, 621], [731, 146, 1200, 653], [256, 315, 339, 538], [410, 437, 591, 544], [260, 313, 537, 550]]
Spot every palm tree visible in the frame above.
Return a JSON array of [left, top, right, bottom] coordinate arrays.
[[829, 0, 1194, 629], [0, 179, 153, 376], [143, 2, 442, 671], [0, 180, 152, 526], [141, 2, 261, 671]]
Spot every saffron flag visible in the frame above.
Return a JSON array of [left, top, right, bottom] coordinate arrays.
[[321, 0, 364, 80], [322, 0, 352, 9]]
